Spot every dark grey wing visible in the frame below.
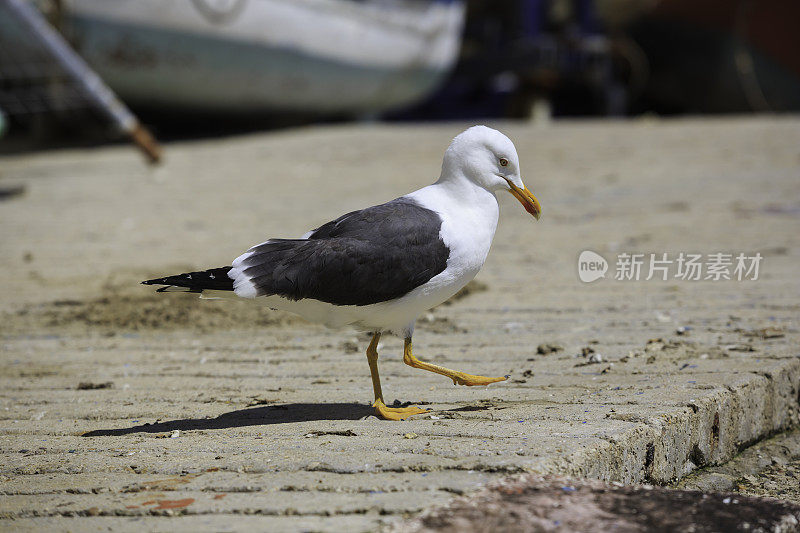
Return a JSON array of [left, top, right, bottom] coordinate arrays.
[[236, 199, 449, 306]]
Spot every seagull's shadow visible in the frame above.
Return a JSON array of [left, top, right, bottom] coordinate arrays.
[[82, 403, 373, 437]]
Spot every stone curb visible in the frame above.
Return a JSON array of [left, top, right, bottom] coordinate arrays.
[[542, 357, 800, 484]]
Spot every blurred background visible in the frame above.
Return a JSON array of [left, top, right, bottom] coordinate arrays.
[[1, 0, 798, 161]]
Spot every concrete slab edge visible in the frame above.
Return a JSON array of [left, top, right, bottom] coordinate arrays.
[[540, 358, 800, 484]]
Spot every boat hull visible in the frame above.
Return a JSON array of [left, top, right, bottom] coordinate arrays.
[[63, 0, 465, 114]]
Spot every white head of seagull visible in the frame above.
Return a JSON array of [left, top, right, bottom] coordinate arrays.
[[437, 126, 541, 219]]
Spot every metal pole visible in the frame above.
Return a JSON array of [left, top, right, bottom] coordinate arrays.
[[3, 0, 162, 163]]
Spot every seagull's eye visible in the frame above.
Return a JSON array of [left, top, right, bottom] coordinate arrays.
[[499, 158, 509, 167]]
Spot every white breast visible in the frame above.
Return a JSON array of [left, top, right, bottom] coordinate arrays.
[[443, 202, 498, 282], [406, 180, 499, 300]]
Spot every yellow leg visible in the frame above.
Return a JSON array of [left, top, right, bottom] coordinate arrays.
[[403, 337, 508, 386], [365, 333, 429, 421]]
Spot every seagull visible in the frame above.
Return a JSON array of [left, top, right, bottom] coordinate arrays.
[[142, 126, 541, 420]]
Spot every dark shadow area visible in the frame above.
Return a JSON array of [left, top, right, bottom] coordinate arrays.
[[0, 185, 26, 201], [413, 475, 800, 531], [82, 402, 373, 437]]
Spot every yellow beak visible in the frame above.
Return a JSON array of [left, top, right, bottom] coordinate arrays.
[[507, 181, 541, 220]]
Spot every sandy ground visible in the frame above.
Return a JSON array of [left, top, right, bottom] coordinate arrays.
[[1, 117, 799, 531]]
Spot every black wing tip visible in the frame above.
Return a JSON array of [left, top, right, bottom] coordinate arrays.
[[141, 278, 176, 291], [141, 267, 234, 291], [141, 277, 174, 286]]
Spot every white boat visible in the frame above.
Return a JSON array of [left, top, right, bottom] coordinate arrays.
[[58, 0, 466, 115]]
